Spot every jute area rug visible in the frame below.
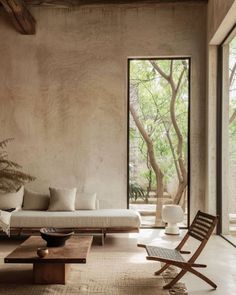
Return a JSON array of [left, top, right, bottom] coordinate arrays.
[[0, 252, 187, 295]]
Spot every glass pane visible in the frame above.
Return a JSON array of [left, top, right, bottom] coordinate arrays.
[[224, 36, 236, 243], [128, 59, 189, 227]]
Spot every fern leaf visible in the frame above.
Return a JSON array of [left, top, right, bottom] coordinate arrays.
[[0, 138, 36, 192]]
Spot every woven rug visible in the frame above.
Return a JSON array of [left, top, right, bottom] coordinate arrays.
[[0, 252, 187, 295]]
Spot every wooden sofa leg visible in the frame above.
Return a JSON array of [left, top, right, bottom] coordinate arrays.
[[99, 229, 105, 246], [17, 228, 23, 236], [100, 234, 104, 246]]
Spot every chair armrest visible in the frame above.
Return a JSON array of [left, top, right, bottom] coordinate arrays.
[[137, 243, 146, 248], [191, 263, 207, 268], [179, 250, 191, 254]]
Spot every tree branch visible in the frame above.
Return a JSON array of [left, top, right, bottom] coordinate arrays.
[[229, 62, 236, 124], [150, 61, 170, 82], [140, 80, 182, 181], [230, 62, 236, 86], [229, 110, 236, 124], [175, 63, 187, 93], [151, 60, 188, 203]]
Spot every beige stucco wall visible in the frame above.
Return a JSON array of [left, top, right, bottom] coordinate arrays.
[[0, 3, 206, 214], [208, 0, 235, 43], [206, 0, 236, 218]]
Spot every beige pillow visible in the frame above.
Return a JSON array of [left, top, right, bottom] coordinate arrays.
[[75, 192, 97, 210], [0, 186, 24, 210], [48, 187, 76, 211], [23, 189, 50, 210]]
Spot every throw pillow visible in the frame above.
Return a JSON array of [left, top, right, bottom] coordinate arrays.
[[48, 187, 76, 211], [23, 189, 50, 210], [75, 192, 97, 210], [0, 186, 24, 210]]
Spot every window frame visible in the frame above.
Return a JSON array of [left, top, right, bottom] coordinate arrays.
[[127, 57, 191, 229], [216, 24, 236, 246]]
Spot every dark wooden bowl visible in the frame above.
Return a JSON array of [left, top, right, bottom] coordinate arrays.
[[37, 247, 49, 258], [40, 228, 74, 247]]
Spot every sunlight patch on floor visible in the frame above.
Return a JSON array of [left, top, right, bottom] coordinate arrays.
[[127, 252, 150, 264]]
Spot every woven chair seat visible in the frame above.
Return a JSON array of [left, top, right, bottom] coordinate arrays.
[[146, 245, 185, 262]]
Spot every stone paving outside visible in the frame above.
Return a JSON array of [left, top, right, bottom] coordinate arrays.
[[130, 203, 188, 227]]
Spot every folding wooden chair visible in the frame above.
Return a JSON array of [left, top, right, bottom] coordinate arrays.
[[138, 210, 218, 289]]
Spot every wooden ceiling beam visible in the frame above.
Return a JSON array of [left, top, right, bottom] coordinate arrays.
[[0, 0, 36, 34]]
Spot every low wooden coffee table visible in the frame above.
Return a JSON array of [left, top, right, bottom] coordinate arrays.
[[4, 235, 93, 284]]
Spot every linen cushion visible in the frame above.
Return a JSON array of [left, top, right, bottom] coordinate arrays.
[[23, 189, 50, 210], [48, 187, 76, 211], [75, 192, 97, 210], [0, 186, 24, 210]]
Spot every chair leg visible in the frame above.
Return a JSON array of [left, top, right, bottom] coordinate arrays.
[[154, 263, 170, 276], [163, 269, 187, 289], [188, 267, 217, 289]]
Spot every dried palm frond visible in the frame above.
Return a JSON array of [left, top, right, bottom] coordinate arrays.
[[0, 138, 36, 192], [0, 138, 14, 149]]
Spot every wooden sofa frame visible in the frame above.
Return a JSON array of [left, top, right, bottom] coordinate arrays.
[[1, 227, 139, 245]]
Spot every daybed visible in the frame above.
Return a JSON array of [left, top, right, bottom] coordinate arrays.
[[10, 208, 141, 233], [8, 209, 141, 245], [0, 187, 141, 244]]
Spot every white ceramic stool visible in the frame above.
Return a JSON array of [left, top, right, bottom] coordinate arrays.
[[162, 204, 184, 235]]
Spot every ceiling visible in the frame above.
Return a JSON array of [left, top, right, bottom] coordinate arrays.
[[0, 0, 207, 35]]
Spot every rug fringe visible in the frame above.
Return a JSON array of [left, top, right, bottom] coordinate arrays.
[[162, 264, 188, 295]]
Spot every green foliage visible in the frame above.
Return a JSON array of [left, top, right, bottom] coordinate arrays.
[[141, 169, 156, 189], [129, 59, 189, 191], [129, 182, 145, 202], [0, 138, 36, 192], [229, 36, 236, 163]]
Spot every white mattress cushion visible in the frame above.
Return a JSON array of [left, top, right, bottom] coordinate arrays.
[[0, 186, 24, 210], [10, 209, 141, 229], [75, 192, 97, 210]]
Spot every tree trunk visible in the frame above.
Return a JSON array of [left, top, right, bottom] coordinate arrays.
[[170, 91, 188, 204], [150, 61, 188, 207], [155, 172, 164, 222], [146, 169, 152, 204], [130, 104, 164, 223], [174, 180, 187, 205]]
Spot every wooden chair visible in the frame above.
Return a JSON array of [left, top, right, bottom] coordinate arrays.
[[138, 210, 218, 289]]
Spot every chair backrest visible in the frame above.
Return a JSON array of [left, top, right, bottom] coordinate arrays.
[[176, 210, 218, 259], [188, 211, 218, 242]]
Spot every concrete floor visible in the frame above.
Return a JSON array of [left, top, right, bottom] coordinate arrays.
[[223, 234, 236, 246], [101, 229, 236, 295], [0, 229, 236, 294]]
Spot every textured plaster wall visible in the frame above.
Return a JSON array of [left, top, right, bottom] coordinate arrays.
[[208, 0, 236, 44], [205, 45, 217, 216], [206, 0, 236, 216], [0, 3, 206, 213]]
